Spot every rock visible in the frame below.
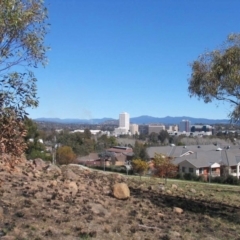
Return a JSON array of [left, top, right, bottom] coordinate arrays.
[[61, 167, 79, 180], [89, 203, 110, 217], [173, 207, 183, 214], [65, 181, 78, 197], [49, 180, 58, 187], [190, 188, 196, 193], [159, 185, 165, 191], [46, 164, 61, 175], [158, 212, 165, 218], [200, 191, 205, 197], [33, 158, 47, 170], [170, 230, 181, 238], [112, 183, 130, 200], [148, 185, 154, 190], [166, 190, 172, 194], [178, 187, 184, 192], [171, 184, 178, 190]]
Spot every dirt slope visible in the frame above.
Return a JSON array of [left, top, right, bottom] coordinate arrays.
[[0, 159, 240, 240]]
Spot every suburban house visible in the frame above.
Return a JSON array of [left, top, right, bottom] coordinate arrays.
[[76, 153, 102, 167], [76, 146, 134, 167], [105, 146, 134, 166], [147, 144, 240, 179]]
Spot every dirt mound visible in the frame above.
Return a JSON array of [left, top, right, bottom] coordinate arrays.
[[0, 159, 239, 239]]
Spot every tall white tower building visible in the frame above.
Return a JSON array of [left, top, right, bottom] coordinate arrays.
[[119, 112, 130, 131]]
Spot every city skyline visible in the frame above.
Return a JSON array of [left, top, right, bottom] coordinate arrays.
[[27, 0, 240, 120]]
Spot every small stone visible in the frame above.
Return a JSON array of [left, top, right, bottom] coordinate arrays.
[[166, 190, 172, 194], [171, 184, 178, 190], [173, 207, 183, 214], [190, 188, 196, 193], [158, 212, 165, 218], [200, 191, 205, 197], [148, 185, 154, 190]]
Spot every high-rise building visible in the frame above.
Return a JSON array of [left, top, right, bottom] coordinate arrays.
[[179, 120, 190, 132], [113, 112, 130, 136], [119, 112, 130, 131], [148, 124, 165, 134], [130, 124, 139, 135]]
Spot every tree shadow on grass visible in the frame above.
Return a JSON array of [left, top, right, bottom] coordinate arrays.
[[129, 187, 240, 224]]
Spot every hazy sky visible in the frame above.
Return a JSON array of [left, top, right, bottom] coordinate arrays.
[[28, 0, 240, 120]]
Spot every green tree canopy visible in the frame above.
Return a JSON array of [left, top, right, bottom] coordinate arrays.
[[158, 130, 170, 144], [188, 34, 240, 122], [133, 141, 149, 160]]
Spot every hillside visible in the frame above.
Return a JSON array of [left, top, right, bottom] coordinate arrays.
[[35, 116, 230, 125], [0, 159, 239, 239]]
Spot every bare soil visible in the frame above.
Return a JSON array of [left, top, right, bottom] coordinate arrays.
[[0, 160, 240, 240]]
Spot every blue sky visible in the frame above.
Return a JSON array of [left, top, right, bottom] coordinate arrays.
[[28, 0, 240, 120]]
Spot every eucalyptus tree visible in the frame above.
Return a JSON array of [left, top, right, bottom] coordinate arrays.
[[188, 34, 240, 123], [0, 0, 49, 160]]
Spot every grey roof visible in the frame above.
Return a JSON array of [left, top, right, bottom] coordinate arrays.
[[147, 145, 240, 168]]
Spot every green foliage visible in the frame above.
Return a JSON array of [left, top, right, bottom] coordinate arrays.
[[149, 132, 158, 143], [133, 141, 149, 160], [158, 130, 170, 144], [0, 0, 49, 159], [23, 117, 49, 160], [188, 33, 240, 122], [57, 131, 95, 156], [132, 159, 148, 176], [95, 135, 117, 151], [175, 173, 240, 185], [56, 146, 76, 165]]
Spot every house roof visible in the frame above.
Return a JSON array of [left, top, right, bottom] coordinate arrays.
[[76, 153, 100, 162], [147, 144, 240, 167]]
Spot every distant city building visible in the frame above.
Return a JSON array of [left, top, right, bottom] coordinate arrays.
[[130, 124, 139, 135], [179, 120, 190, 132], [138, 124, 149, 135], [191, 125, 213, 134], [119, 112, 130, 130], [168, 125, 178, 132], [114, 112, 130, 136], [70, 129, 110, 136], [148, 124, 165, 134]]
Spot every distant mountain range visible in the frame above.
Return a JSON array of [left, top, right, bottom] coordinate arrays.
[[35, 115, 230, 125]]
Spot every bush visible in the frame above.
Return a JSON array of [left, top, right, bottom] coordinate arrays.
[[224, 175, 240, 185], [175, 172, 184, 180]]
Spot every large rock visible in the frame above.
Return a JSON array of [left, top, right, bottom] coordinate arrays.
[[45, 164, 61, 175], [33, 158, 47, 170], [61, 167, 79, 180], [112, 183, 130, 200]]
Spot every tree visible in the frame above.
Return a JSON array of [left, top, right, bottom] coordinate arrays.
[[133, 141, 149, 160], [152, 153, 177, 184], [149, 132, 159, 143], [24, 117, 51, 160], [158, 130, 170, 145], [0, 0, 49, 160], [188, 34, 240, 122], [56, 146, 76, 165], [132, 159, 149, 179]]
